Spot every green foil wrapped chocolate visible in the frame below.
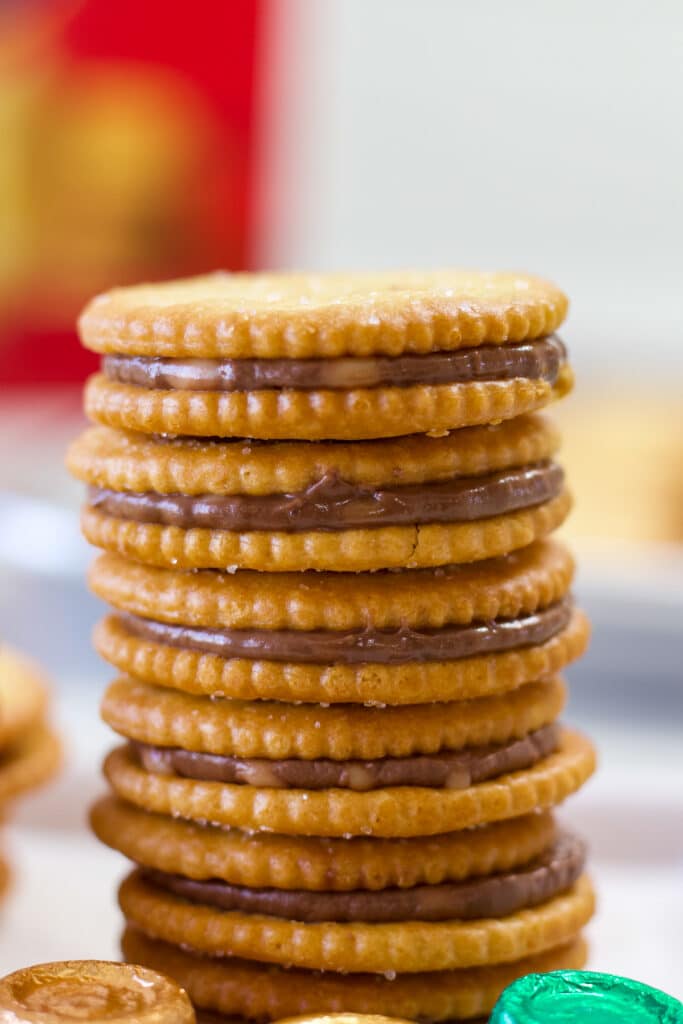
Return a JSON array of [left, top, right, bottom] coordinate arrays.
[[490, 970, 683, 1023]]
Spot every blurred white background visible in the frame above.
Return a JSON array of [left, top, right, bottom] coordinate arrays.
[[262, 0, 683, 380]]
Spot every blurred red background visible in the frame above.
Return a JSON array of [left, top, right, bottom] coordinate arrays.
[[0, 0, 264, 384]]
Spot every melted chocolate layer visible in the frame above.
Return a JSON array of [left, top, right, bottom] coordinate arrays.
[[117, 598, 572, 666], [102, 336, 566, 391], [142, 833, 584, 923], [134, 723, 559, 791], [87, 462, 563, 533]]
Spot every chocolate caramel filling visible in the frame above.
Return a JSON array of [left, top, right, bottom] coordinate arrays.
[[116, 597, 572, 665], [133, 723, 559, 791], [141, 832, 585, 923], [102, 336, 566, 391], [87, 462, 564, 533]]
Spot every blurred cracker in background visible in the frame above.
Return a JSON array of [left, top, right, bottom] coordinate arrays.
[[557, 394, 683, 545]]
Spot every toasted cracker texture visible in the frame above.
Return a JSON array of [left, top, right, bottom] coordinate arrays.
[[119, 869, 593, 972], [80, 270, 568, 359], [88, 539, 574, 631], [94, 609, 589, 705], [68, 416, 560, 495], [104, 729, 596, 838], [80, 490, 571, 573], [122, 927, 586, 1021], [84, 372, 573, 442], [101, 676, 566, 760], [92, 798, 557, 891]]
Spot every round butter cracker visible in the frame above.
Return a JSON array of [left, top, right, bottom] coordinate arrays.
[[92, 797, 557, 892], [104, 728, 596, 838], [80, 270, 569, 360], [122, 927, 587, 1022], [119, 869, 594, 972]]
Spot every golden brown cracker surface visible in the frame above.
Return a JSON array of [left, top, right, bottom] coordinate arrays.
[[101, 676, 565, 760], [119, 869, 593, 972], [123, 927, 586, 1021], [68, 416, 560, 495], [104, 729, 596, 838], [80, 271, 568, 359], [80, 490, 571, 572], [92, 798, 557, 891], [88, 540, 574, 631], [84, 372, 572, 442], [93, 609, 589, 705]]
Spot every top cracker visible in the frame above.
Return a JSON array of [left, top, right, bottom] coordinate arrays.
[[79, 270, 567, 359], [80, 270, 571, 439]]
